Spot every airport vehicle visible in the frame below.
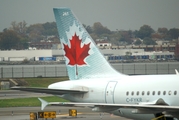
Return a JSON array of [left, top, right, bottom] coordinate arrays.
[[13, 8, 179, 120]]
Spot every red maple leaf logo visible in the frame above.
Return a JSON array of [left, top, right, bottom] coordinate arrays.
[[63, 33, 91, 66]]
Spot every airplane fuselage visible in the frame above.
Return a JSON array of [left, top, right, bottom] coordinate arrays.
[[48, 74, 179, 120]]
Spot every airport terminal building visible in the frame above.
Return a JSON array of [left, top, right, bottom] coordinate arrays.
[[0, 48, 174, 62]]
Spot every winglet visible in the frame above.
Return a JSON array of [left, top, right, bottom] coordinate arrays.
[[38, 98, 49, 110], [175, 69, 179, 75]]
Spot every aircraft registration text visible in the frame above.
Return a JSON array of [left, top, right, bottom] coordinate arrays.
[[126, 98, 142, 103]]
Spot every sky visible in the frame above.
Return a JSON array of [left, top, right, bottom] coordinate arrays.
[[0, 0, 179, 32]]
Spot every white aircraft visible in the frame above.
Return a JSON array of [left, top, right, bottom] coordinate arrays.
[[13, 8, 179, 120]]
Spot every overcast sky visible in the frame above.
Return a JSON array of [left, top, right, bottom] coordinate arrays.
[[0, 0, 179, 32]]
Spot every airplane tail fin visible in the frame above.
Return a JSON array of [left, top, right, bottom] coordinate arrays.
[[53, 8, 125, 80]]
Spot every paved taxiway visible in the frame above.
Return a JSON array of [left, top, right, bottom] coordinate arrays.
[[0, 106, 132, 120]]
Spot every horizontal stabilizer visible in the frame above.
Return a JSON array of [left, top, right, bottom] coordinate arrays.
[[11, 86, 88, 95]]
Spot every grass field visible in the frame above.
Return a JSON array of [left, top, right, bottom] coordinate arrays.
[[0, 96, 69, 107], [24, 77, 69, 87], [0, 77, 69, 107]]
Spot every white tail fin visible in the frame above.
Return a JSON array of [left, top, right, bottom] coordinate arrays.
[[53, 8, 124, 80]]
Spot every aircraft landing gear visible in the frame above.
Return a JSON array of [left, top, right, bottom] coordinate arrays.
[[152, 113, 174, 120]]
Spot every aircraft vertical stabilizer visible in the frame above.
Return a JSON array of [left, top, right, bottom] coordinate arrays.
[[53, 8, 125, 80]]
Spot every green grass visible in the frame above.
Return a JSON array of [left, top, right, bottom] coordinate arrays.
[[0, 96, 69, 107], [24, 77, 69, 87], [0, 77, 70, 107]]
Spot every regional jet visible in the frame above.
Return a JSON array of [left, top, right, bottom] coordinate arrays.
[[12, 7, 179, 120]]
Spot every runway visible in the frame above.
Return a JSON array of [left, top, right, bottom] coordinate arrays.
[[0, 106, 131, 120]]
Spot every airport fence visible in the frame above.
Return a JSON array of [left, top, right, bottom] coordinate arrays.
[[0, 63, 179, 78], [0, 65, 68, 78], [113, 63, 178, 75]]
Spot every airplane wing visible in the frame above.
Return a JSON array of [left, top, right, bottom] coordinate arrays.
[[11, 86, 88, 95], [38, 97, 179, 117]]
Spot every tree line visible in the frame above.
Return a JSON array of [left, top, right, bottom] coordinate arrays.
[[0, 21, 58, 50], [84, 23, 179, 46], [0, 21, 179, 50]]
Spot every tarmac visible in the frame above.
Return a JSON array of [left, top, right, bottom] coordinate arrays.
[[0, 90, 132, 120], [0, 106, 132, 120]]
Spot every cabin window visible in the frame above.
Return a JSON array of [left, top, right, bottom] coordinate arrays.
[[131, 91, 134, 96], [137, 91, 139, 95], [174, 91, 177, 95], [158, 91, 161, 95], [126, 90, 177, 96], [142, 91, 145, 95]]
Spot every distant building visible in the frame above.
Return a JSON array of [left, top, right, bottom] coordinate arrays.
[[96, 41, 112, 47], [106, 45, 176, 52], [29, 41, 60, 49]]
